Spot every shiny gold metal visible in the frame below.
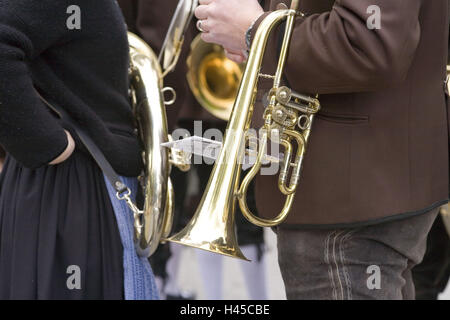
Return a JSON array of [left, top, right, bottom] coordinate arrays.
[[187, 35, 244, 120], [446, 65, 450, 96], [125, 1, 197, 258], [168, 135, 192, 172], [128, 32, 173, 258], [168, 0, 320, 260], [276, 3, 288, 10], [440, 203, 450, 236], [159, 0, 198, 77], [444, 66, 449, 236]]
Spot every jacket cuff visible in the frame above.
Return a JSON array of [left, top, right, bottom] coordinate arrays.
[[17, 128, 68, 169]]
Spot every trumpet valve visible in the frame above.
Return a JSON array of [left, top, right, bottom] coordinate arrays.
[[271, 104, 298, 129]]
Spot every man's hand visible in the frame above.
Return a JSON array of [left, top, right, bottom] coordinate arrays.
[[195, 0, 264, 63], [49, 130, 75, 165], [224, 48, 247, 64]]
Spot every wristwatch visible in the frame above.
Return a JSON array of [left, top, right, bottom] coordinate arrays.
[[245, 24, 253, 53], [245, 14, 264, 53]]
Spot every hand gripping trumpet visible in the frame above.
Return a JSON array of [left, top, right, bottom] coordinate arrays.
[[167, 0, 321, 260]]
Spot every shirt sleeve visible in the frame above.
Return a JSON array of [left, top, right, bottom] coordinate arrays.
[[0, 0, 73, 168], [251, 0, 422, 94]]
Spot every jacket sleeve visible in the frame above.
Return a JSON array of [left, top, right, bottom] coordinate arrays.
[[0, 0, 71, 168], [251, 0, 422, 94]]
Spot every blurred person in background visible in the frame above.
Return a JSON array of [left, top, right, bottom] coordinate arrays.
[[411, 20, 450, 299], [412, 205, 450, 299]]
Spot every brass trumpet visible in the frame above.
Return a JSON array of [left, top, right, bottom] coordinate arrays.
[[167, 0, 320, 260]]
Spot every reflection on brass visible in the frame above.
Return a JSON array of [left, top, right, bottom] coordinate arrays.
[[187, 35, 244, 120], [128, 33, 173, 258], [441, 203, 450, 236], [168, 0, 320, 260], [126, 1, 198, 258]]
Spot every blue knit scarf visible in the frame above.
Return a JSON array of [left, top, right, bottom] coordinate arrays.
[[104, 175, 160, 300]]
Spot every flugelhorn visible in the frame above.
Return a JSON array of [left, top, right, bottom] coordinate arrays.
[[167, 0, 320, 260]]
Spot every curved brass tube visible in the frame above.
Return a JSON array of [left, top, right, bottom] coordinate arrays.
[[237, 129, 296, 227], [128, 33, 172, 257]]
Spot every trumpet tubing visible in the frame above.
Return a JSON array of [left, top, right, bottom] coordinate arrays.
[[168, 1, 320, 260]]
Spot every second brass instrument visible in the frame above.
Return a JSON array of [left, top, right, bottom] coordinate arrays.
[[128, 33, 174, 258], [187, 35, 244, 120], [126, 0, 197, 257], [167, 0, 320, 260]]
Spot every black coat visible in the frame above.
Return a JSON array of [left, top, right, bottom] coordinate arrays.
[[0, 0, 142, 176]]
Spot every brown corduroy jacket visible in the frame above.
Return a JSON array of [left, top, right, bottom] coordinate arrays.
[[251, 0, 449, 227], [119, 0, 449, 226]]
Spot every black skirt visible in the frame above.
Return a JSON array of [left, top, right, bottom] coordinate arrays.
[[0, 151, 124, 299]]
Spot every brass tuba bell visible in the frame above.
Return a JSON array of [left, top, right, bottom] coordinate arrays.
[[187, 35, 244, 120]]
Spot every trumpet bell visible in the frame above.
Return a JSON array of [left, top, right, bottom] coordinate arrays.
[[187, 35, 243, 120], [167, 195, 249, 260]]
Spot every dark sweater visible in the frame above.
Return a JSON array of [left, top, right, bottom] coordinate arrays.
[[0, 0, 143, 176]]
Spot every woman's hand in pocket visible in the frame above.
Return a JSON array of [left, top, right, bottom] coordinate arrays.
[[49, 130, 75, 165]]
